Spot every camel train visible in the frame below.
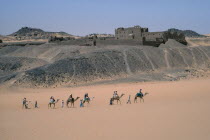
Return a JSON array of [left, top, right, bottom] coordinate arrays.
[[22, 89, 149, 109]]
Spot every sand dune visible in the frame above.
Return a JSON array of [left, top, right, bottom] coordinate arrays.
[[186, 37, 210, 47], [0, 78, 210, 140]]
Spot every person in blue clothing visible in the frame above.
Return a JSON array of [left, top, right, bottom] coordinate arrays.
[[80, 99, 84, 107], [110, 98, 113, 105]]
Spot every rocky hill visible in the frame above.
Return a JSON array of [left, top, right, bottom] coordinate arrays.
[[0, 39, 210, 88], [8, 27, 76, 40], [168, 28, 206, 37]]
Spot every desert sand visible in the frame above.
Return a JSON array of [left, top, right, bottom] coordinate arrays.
[[186, 37, 210, 47], [0, 78, 210, 140]]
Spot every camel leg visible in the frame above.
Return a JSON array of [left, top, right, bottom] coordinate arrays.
[[134, 98, 137, 103], [134, 96, 137, 103], [140, 98, 144, 103]]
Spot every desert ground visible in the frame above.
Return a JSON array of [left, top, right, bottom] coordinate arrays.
[[0, 78, 210, 140]]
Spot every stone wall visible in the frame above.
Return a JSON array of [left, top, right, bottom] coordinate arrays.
[[142, 32, 164, 41], [115, 26, 148, 40]]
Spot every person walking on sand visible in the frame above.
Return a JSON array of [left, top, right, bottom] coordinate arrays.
[[35, 101, 38, 108], [22, 98, 26, 109], [110, 98, 113, 105], [22, 98, 29, 109], [61, 100, 64, 108], [127, 95, 131, 104], [80, 99, 84, 107]]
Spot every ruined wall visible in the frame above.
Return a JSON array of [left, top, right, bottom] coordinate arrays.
[[96, 39, 143, 46], [142, 32, 164, 41], [54, 38, 143, 46], [115, 26, 147, 40]]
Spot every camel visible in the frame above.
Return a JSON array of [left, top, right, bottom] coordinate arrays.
[[134, 92, 149, 103], [111, 94, 125, 104], [48, 99, 60, 109], [66, 97, 80, 108]]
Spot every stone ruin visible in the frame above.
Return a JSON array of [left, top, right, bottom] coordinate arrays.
[[47, 25, 187, 47], [115, 25, 187, 47]]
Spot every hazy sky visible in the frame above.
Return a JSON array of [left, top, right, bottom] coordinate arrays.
[[0, 0, 210, 36]]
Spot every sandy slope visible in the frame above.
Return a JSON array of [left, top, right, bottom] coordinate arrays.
[[186, 37, 210, 46], [0, 78, 210, 140]]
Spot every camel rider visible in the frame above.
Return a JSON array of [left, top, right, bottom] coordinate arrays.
[[113, 91, 118, 98], [84, 93, 89, 101], [137, 89, 143, 97], [69, 94, 73, 101], [50, 96, 55, 103]]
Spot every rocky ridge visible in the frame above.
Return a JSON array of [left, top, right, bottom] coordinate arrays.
[[0, 39, 210, 88]]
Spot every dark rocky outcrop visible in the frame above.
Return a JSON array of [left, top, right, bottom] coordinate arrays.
[[48, 36, 75, 42], [10, 27, 44, 36], [9, 27, 76, 40], [167, 28, 206, 37]]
